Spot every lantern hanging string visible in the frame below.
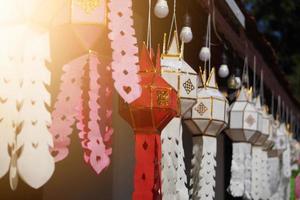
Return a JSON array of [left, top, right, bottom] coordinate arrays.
[[146, 0, 152, 51], [271, 91, 274, 116], [253, 56, 256, 97], [204, 12, 211, 73], [260, 70, 264, 105], [277, 95, 281, 120], [281, 101, 285, 122], [167, 0, 178, 48], [242, 56, 249, 89]]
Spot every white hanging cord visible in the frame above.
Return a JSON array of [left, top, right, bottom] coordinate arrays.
[[260, 70, 264, 105], [146, 0, 152, 50], [253, 56, 256, 96], [271, 91, 274, 116], [167, 0, 178, 48], [242, 56, 249, 89], [211, 0, 223, 43], [277, 96, 281, 120], [208, 13, 211, 73]]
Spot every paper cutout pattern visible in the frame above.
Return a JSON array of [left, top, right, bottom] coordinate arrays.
[[108, 0, 141, 103], [190, 136, 216, 200], [161, 117, 188, 200], [228, 143, 251, 198], [0, 25, 54, 189], [50, 53, 112, 174]]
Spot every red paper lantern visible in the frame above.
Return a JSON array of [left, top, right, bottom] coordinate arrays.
[[120, 44, 177, 200]]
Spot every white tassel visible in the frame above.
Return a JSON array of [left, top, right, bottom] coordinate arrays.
[[192, 136, 216, 200], [190, 136, 203, 199], [243, 143, 252, 200], [228, 143, 245, 197], [0, 25, 54, 189], [161, 117, 188, 200], [268, 157, 280, 195], [260, 150, 270, 200]]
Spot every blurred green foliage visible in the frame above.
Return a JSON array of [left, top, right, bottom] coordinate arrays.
[[243, 0, 300, 101]]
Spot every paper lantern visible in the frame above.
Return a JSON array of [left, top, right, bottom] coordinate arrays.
[[226, 87, 260, 143], [161, 32, 197, 116], [274, 122, 288, 152], [184, 68, 229, 136], [159, 31, 196, 200], [184, 68, 228, 200], [119, 44, 177, 200], [253, 98, 270, 146], [263, 114, 275, 151]]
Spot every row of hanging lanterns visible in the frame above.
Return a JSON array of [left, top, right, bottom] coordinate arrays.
[[0, 1, 299, 200]]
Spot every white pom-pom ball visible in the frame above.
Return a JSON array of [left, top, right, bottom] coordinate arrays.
[[235, 77, 242, 89], [180, 26, 193, 43], [199, 47, 210, 62], [154, 0, 169, 19], [218, 64, 230, 78]]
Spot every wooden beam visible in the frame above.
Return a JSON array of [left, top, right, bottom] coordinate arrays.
[[199, 0, 300, 119]]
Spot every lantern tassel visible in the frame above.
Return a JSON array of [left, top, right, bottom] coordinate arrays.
[[191, 136, 217, 200], [133, 134, 162, 200], [76, 53, 112, 174], [50, 55, 86, 162], [161, 117, 188, 200]]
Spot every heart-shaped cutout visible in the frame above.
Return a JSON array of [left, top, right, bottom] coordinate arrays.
[[123, 86, 132, 94]]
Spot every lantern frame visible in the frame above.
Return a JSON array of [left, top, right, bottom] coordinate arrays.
[[160, 32, 198, 117], [226, 87, 261, 143], [184, 68, 229, 137]]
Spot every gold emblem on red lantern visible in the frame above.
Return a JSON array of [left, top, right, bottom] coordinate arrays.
[[157, 90, 169, 106], [74, 0, 101, 13]]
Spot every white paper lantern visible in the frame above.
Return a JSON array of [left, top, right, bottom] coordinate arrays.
[[274, 122, 288, 152], [253, 97, 271, 146], [199, 47, 210, 62], [180, 26, 193, 43], [263, 114, 275, 151], [154, 0, 169, 18], [161, 32, 198, 115], [226, 87, 260, 143], [184, 68, 229, 136], [218, 64, 229, 78], [160, 31, 196, 200]]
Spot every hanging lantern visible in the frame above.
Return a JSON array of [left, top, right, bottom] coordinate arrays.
[[180, 13, 193, 43], [262, 113, 275, 151], [184, 67, 228, 199], [274, 122, 288, 152], [154, 0, 169, 18], [50, 0, 114, 175], [226, 87, 259, 198], [185, 68, 228, 136], [119, 44, 177, 200], [253, 96, 270, 145], [160, 31, 197, 199], [218, 53, 229, 78], [226, 87, 260, 143]]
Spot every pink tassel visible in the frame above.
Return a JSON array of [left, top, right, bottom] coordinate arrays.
[[76, 53, 111, 174], [50, 55, 87, 162], [108, 0, 142, 103]]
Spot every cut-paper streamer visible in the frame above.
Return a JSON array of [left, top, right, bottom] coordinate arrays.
[[161, 117, 188, 200], [108, 0, 141, 103], [51, 53, 112, 174], [0, 25, 54, 189]]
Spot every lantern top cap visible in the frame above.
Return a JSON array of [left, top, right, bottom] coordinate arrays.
[[139, 42, 161, 72], [162, 31, 183, 58], [236, 86, 248, 101], [198, 67, 218, 89], [255, 95, 262, 110]]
